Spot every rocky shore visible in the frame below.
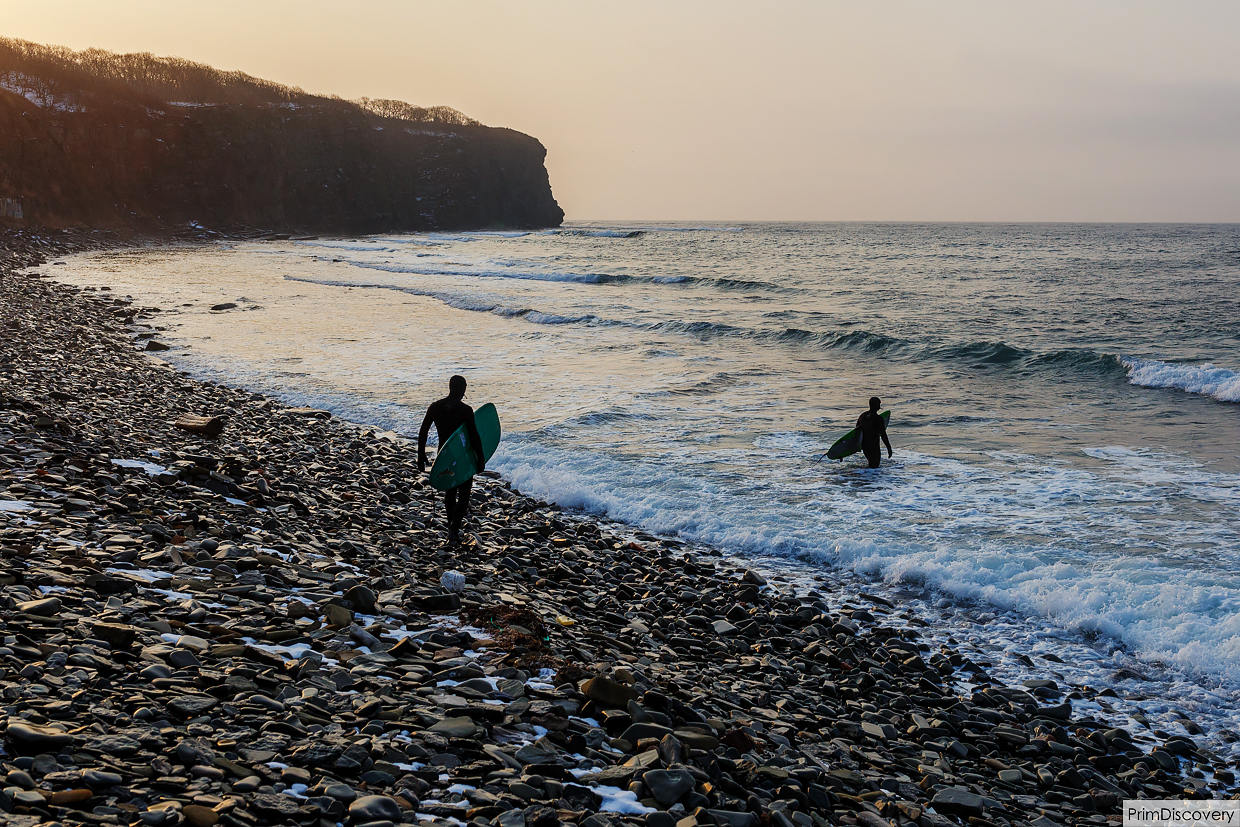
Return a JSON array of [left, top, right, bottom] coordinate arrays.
[[1, 232, 1233, 827]]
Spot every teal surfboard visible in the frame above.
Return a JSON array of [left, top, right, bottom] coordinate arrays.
[[429, 403, 501, 491], [826, 410, 890, 461]]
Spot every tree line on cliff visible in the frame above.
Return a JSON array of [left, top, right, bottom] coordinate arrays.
[[0, 37, 477, 125], [0, 37, 561, 233]]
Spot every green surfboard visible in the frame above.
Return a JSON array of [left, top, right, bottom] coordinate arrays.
[[429, 403, 501, 491], [826, 410, 890, 461]]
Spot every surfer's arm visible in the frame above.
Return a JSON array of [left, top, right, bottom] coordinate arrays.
[[881, 421, 892, 456], [417, 407, 435, 471]]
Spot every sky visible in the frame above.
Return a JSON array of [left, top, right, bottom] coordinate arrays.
[[3, 1, 1239, 222]]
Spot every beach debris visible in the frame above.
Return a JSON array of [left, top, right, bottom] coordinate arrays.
[[173, 413, 226, 438]]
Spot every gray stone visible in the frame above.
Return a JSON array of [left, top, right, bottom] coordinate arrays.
[[5, 722, 73, 752], [509, 781, 541, 801], [343, 584, 378, 613], [861, 722, 896, 741], [325, 603, 354, 627], [325, 783, 358, 803], [16, 597, 60, 616], [642, 768, 697, 807], [83, 770, 124, 788], [578, 765, 637, 787], [620, 722, 674, 744], [168, 649, 200, 668], [497, 810, 526, 827], [91, 622, 138, 648], [88, 734, 141, 755], [673, 729, 719, 750], [11, 789, 47, 807], [709, 812, 758, 827], [930, 787, 986, 818], [514, 742, 559, 765], [429, 716, 478, 738], [348, 794, 403, 823], [282, 766, 313, 785], [251, 793, 304, 817], [562, 783, 603, 811], [167, 695, 218, 718], [140, 663, 172, 680], [5, 769, 35, 789], [582, 675, 640, 708]]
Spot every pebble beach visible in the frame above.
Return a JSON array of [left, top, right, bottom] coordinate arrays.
[[0, 231, 1234, 827]]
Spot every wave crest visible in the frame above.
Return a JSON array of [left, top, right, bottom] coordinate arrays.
[[1122, 358, 1240, 402]]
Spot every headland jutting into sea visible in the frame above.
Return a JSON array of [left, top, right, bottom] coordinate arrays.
[[0, 37, 563, 235], [0, 230, 1232, 827]]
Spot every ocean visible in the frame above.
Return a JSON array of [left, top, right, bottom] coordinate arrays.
[[44, 222, 1240, 760]]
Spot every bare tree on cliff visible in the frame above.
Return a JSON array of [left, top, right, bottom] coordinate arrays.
[[354, 97, 480, 126]]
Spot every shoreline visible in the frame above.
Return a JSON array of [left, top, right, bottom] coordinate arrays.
[[31, 233, 1240, 727], [0, 232, 1233, 827]]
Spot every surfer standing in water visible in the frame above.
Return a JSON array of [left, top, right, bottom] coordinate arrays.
[[857, 396, 893, 469], [418, 375, 486, 544]]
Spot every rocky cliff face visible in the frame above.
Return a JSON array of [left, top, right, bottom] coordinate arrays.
[[0, 91, 563, 233]]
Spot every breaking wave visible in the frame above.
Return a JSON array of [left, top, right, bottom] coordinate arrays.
[[1122, 358, 1240, 402]]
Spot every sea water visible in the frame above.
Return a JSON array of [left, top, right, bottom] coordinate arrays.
[[43, 223, 1240, 760]]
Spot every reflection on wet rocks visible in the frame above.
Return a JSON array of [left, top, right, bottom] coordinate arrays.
[[0, 232, 1232, 827]]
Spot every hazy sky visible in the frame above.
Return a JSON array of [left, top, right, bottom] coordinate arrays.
[[4, 1, 1239, 222]]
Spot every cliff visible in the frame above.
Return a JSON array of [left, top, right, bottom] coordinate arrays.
[[0, 40, 563, 234]]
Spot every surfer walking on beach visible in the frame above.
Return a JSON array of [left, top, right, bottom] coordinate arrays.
[[857, 396, 893, 469], [418, 375, 486, 544]]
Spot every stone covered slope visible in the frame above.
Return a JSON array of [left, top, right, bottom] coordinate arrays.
[[0, 238, 1231, 827]]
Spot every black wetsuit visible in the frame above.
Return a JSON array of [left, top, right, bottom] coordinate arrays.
[[856, 410, 889, 469], [418, 395, 485, 538]]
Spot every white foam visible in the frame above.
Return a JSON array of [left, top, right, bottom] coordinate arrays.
[[592, 785, 655, 814], [283, 274, 601, 326], [106, 567, 173, 582], [148, 588, 195, 601], [111, 459, 168, 475], [240, 637, 325, 662], [494, 439, 1240, 683], [415, 816, 466, 827], [337, 258, 612, 285], [1123, 357, 1240, 403]]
